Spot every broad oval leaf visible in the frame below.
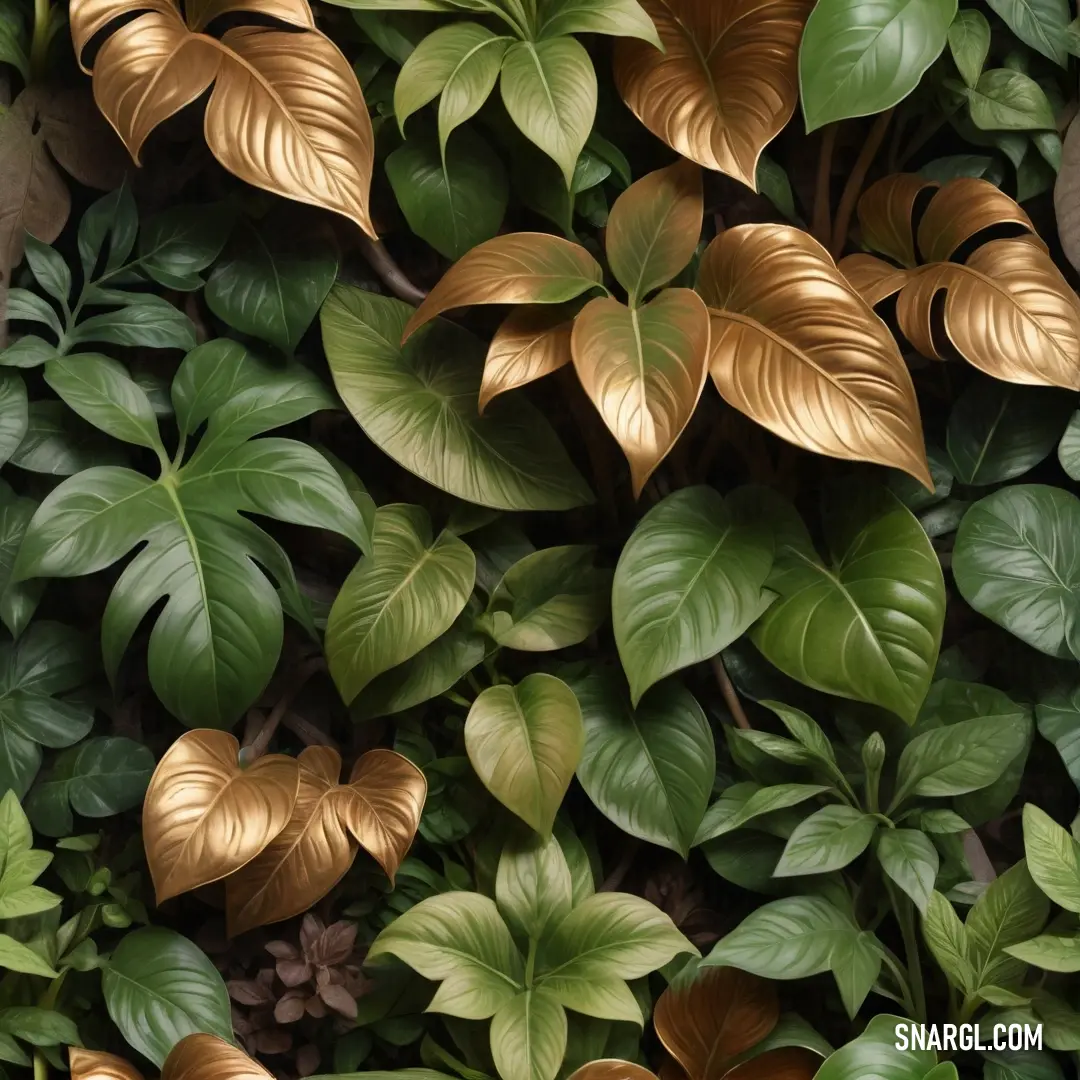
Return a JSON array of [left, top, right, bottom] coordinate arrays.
[[102, 927, 232, 1068], [496, 832, 573, 942], [321, 286, 594, 511], [163, 1033, 274, 1080], [699, 224, 931, 487], [326, 503, 475, 705], [464, 673, 584, 836], [569, 668, 714, 857], [876, 829, 939, 914], [985, 0, 1069, 65], [614, 0, 812, 187], [70, 1049, 144, 1080], [799, 0, 956, 131], [490, 988, 567, 1080], [1023, 803, 1080, 913], [948, 9, 991, 90], [566, 1063, 657, 1080], [479, 305, 575, 412], [571, 289, 711, 496], [613, 485, 774, 704], [752, 487, 945, 724], [966, 68, 1056, 130], [812, 1014, 936, 1080], [142, 729, 301, 904], [774, 805, 878, 877]]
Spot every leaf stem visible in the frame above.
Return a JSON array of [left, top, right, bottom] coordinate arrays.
[[243, 656, 326, 762], [357, 237, 428, 307], [524, 937, 537, 987], [830, 108, 895, 257], [811, 124, 838, 246], [29, 0, 50, 80], [885, 877, 926, 1022], [879, 946, 917, 1017], [710, 654, 751, 730], [33, 1052, 47, 1080]]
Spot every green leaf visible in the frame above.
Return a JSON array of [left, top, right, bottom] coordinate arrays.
[[0, 1006, 79, 1047], [25, 736, 153, 837], [490, 988, 567, 1080], [878, 829, 939, 914], [948, 9, 991, 88], [1022, 803, 1080, 912], [9, 402, 127, 476], [68, 294, 197, 352], [1058, 410, 1080, 479], [138, 203, 233, 290], [78, 184, 137, 281], [752, 487, 945, 724], [327, 504, 475, 705], [0, 2, 28, 81], [831, 932, 883, 1020], [946, 376, 1072, 486], [536, 0, 659, 43], [0, 373, 28, 471], [799, 0, 956, 131], [1005, 933, 1080, 972], [953, 485, 1080, 659], [922, 891, 974, 991], [367, 892, 524, 1019], [22, 236, 71, 307], [774, 805, 878, 877], [7, 289, 63, 339], [321, 286, 593, 511], [814, 1014, 937, 1080], [967, 860, 1049, 989], [986, 0, 1069, 66], [569, 668, 713, 858], [500, 38, 597, 187], [1036, 684, 1080, 794], [0, 934, 56, 977], [481, 545, 610, 653], [102, 927, 233, 1068], [612, 486, 774, 705], [496, 833, 573, 943], [694, 782, 830, 845], [966, 69, 1056, 130], [43, 354, 164, 453], [765, 700, 844, 775], [386, 128, 508, 261], [205, 221, 338, 354]]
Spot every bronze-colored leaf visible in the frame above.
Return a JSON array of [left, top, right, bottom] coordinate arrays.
[[184, 0, 314, 31], [142, 729, 301, 904], [342, 749, 426, 884], [566, 1062, 659, 1080], [895, 236, 1080, 389], [613, 0, 812, 188], [479, 305, 576, 413], [655, 966, 778, 1080], [163, 1034, 273, 1080], [699, 223, 931, 487], [30, 86, 130, 190], [856, 174, 938, 268], [605, 159, 703, 303], [915, 177, 1041, 263], [90, 11, 222, 161], [70, 1049, 145, 1080], [226, 746, 357, 936], [838, 253, 912, 307], [722, 1048, 819, 1080], [403, 233, 605, 342], [69, 0, 178, 72], [204, 27, 375, 238], [571, 288, 711, 496]]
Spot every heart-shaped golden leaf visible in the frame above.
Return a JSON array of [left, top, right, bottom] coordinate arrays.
[[614, 0, 812, 188], [479, 305, 576, 413], [566, 1062, 660, 1080], [571, 289, 711, 496], [699, 224, 931, 487], [163, 1034, 274, 1080], [142, 730, 300, 904], [70, 1049, 145, 1080]]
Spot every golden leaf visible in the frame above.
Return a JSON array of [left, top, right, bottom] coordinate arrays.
[[856, 174, 938, 268], [163, 1034, 274, 1080], [402, 233, 605, 342], [838, 253, 912, 307], [895, 237, 1080, 389], [571, 289, 711, 496], [699, 223, 931, 487], [142, 730, 300, 904], [479, 305, 576, 413], [723, 1048, 819, 1080], [343, 749, 426, 885], [226, 746, 357, 936], [566, 1062, 660, 1080], [69, 0, 177, 72], [69, 1049, 145, 1080], [605, 159, 703, 303], [613, 0, 812, 188], [184, 0, 313, 30], [654, 966, 778, 1080]]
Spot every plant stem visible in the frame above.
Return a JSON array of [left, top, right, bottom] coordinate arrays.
[[33, 1052, 47, 1080], [710, 654, 751, 730], [830, 108, 895, 257], [30, 0, 50, 80], [812, 124, 838, 246], [879, 947, 917, 1017], [524, 937, 537, 987], [358, 237, 427, 306], [243, 656, 325, 761], [886, 878, 927, 1022]]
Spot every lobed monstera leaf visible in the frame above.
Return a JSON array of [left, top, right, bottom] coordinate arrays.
[[14, 343, 368, 728]]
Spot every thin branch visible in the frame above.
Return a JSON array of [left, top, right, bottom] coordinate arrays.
[[811, 124, 838, 246], [710, 654, 751, 730], [358, 236, 428, 306], [599, 838, 640, 892], [243, 657, 326, 761], [831, 108, 895, 257]]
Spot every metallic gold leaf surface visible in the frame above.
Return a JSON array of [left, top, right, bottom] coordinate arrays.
[[654, 966, 778, 1080], [613, 0, 812, 188], [403, 233, 605, 341], [163, 1034, 274, 1080], [142, 730, 300, 904], [343, 749, 427, 883], [205, 27, 375, 237], [70, 1049, 145, 1080], [479, 305, 576, 412], [856, 174, 938, 268], [90, 12, 221, 162], [185, 0, 313, 30], [723, 1048, 819, 1080], [571, 289, 711, 496], [699, 224, 931, 487], [895, 237, 1080, 389], [69, 0, 177, 72], [567, 1062, 659, 1080], [226, 746, 356, 936], [605, 159, 703, 303], [838, 253, 912, 307]]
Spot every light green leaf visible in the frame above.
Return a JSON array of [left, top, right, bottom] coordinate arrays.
[[922, 890, 975, 992], [967, 860, 1049, 989], [1023, 803, 1080, 912], [966, 69, 1056, 130], [948, 8, 991, 87], [490, 988, 567, 1080], [1005, 932, 1080, 972], [0, 1006, 79, 1047], [831, 932, 883, 1020], [986, 0, 1070, 66], [878, 829, 939, 914], [774, 805, 878, 877], [0, 934, 57, 977], [694, 782, 829, 846], [536, 0, 660, 43], [496, 833, 573, 943], [813, 1014, 937, 1080]]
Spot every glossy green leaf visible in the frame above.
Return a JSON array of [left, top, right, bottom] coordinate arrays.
[[138, 203, 233, 291], [1059, 411, 1080, 479], [496, 832, 573, 943], [948, 9, 991, 88], [569, 668, 713, 858], [986, 0, 1069, 66], [694, 782, 830, 845], [0, 479, 41, 637], [321, 286, 592, 511], [877, 829, 939, 914], [1005, 933, 1080, 972], [0, 372, 27, 471], [774, 805, 878, 877], [9, 402, 127, 476], [832, 931, 884, 1020], [68, 290, 196, 352], [967, 860, 1049, 989], [490, 988, 567, 1080], [1036, 685, 1080, 794], [813, 1014, 937, 1080], [922, 891, 975, 991], [0, 934, 57, 978], [537, 0, 659, 42], [799, 0, 956, 131], [612, 486, 774, 705], [22, 236, 70, 306], [1023, 803, 1080, 912], [966, 69, 1056, 130], [102, 928, 231, 1066]]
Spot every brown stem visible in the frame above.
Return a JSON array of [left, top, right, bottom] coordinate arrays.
[[710, 654, 751, 730], [599, 838, 639, 892], [811, 124, 838, 246], [243, 657, 326, 761], [358, 236, 428, 306], [831, 108, 895, 257]]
